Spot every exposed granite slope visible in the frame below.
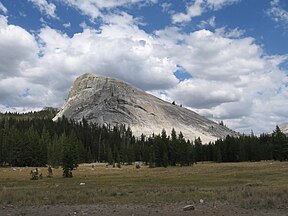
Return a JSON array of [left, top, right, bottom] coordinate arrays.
[[53, 73, 237, 143]]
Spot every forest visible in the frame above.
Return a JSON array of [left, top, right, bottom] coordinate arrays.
[[0, 109, 288, 168]]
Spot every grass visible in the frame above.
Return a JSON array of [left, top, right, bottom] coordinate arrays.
[[0, 161, 287, 209]]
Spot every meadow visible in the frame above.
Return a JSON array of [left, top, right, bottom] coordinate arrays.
[[0, 161, 287, 210]]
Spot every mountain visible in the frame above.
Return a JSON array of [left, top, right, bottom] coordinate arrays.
[[53, 73, 237, 143]]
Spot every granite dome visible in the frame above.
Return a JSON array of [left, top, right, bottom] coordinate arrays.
[[53, 73, 237, 143]]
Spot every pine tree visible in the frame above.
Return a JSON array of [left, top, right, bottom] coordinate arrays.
[[178, 132, 190, 166], [148, 146, 156, 168], [169, 128, 178, 166], [161, 129, 169, 167], [62, 131, 78, 177], [107, 147, 113, 165], [272, 126, 288, 161], [40, 127, 50, 165], [194, 137, 203, 163]]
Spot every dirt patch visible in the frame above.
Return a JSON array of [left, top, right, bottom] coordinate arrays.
[[1, 202, 286, 216]]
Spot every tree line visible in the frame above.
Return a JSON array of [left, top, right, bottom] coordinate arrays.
[[0, 110, 288, 169]]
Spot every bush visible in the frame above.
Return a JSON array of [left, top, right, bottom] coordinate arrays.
[[30, 168, 42, 180], [47, 166, 53, 178]]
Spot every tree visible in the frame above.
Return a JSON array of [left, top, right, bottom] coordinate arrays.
[[178, 132, 190, 166], [161, 129, 169, 167], [169, 128, 178, 166], [272, 126, 288, 161], [107, 147, 113, 165], [148, 146, 156, 168], [47, 165, 53, 177], [62, 131, 78, 177], [39, 127, 50, 165], [194, 137, 203, 163]]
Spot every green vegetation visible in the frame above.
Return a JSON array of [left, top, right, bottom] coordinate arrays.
[[0, 162, 287, 209], [0, 110, 288, 169], [0, 111, 287, 209]]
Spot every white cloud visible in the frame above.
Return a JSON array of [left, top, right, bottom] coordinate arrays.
[[63, 22, 71, 28], [155, 28, 263, 81], [29, 0, 58, 19], [198, 16, 216, 28], [62, 0, 157, 20], [172, 0, 203, 23], [15, 12, 177, 108], [206, 0, 241, 10], [0, 2, 8, 14], [0, 77, 54, 108], [0, 16, 58, 109], [153, 27, 288, 133], [1, 8, 288, 135], [0, 15, 38, 79], [215, 27, 245, 38], [169, 79, 241, 108], [267, 0, 288, 28], [161, 2, 172, 13], [172, 0, 241, 23]]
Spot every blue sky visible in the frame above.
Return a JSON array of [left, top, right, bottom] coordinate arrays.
[[0, 0, 288, 134]]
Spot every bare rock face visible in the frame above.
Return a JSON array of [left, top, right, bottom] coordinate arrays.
[[53, 73, 237, 143]]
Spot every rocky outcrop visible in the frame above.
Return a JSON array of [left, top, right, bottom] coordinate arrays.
[[53, 73, 237, 143]]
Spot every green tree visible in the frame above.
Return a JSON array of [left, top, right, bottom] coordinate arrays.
[[194, 137, 203, 163], [272, 126, 288, 161], [62, 131, 78, 177], [169, 128, 178, 166], [107, 147, 113, 165]]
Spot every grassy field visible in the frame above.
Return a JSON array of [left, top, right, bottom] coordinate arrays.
[[0, 161, 287, 209]]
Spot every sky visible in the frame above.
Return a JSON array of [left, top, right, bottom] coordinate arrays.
[[0, 0, 288, 134]]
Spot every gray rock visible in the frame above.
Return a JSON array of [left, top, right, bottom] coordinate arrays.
[[183, 205, 195, 211], [53, 73, 237, 143]]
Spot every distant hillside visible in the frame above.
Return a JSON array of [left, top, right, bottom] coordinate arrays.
[[0, 107, 58, 120]]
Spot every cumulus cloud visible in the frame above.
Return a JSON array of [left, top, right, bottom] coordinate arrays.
[[153, 27, 288, 133], [29, 13, 178, 91], [169, 79, 241, 109], [0, 2, 8, 14], [1, 5, 288, 135], [29, 0, 58, 19], [0, 15, 38, 79], [0, 11, 177, 111], [172, 0, 241, 23], [155, 28, 263, 81], [0, 77, 54, 108]]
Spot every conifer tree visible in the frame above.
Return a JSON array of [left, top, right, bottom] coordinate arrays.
[[107, 147, 113, 165], [62, 131, 78, 177], [169, 128, 178, 166], [272, 126, 288, 161], [194, 137, 203, 163]]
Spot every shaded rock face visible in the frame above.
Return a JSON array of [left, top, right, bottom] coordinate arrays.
[[53, 73, 237, 143]]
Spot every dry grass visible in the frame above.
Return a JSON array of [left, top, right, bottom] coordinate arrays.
[[0, 161, 287, 209]]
